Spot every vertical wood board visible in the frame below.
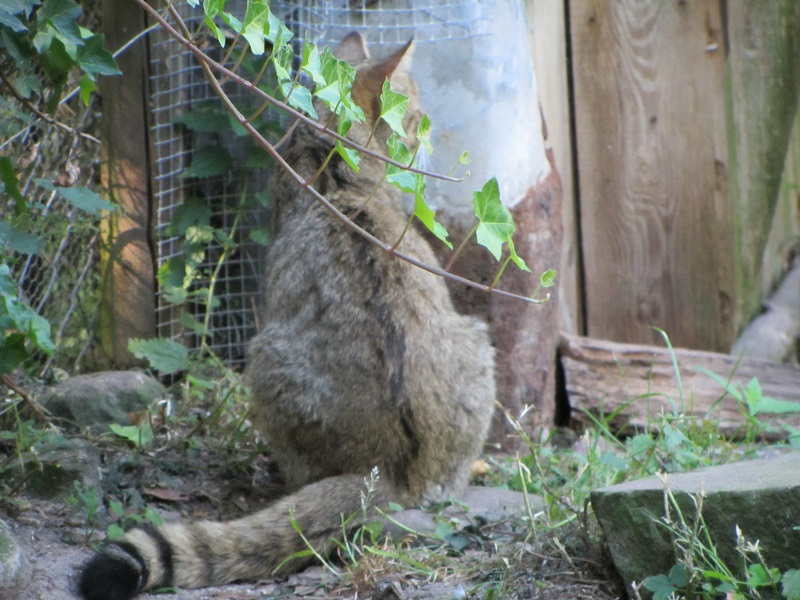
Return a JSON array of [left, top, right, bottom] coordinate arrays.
[[726, 1, 800, 328], [569, 1, 734, 351], [527, 0, 582, 335], [98, 0, 156, 366]]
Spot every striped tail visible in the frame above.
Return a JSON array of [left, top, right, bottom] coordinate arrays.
[[78, 474, 390, 600]]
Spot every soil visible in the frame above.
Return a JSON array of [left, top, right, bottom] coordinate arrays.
[[2, 422, 620, 600]]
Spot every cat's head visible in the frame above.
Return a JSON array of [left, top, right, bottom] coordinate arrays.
[[332, 32, 422, 151]]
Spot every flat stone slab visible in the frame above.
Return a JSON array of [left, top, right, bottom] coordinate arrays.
[[591, 452, 800, 589]]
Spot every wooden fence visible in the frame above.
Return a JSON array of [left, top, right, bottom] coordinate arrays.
[[532, 0, 800, 353], [98, 0, 800, 375]]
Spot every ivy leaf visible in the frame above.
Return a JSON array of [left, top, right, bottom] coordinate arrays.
[[417, 114, 433, 156], [0, 4, 28, 32], [473, 177, 514, 260], [203, 14, 225, 46], [240, 0, 269, 55], [413, 174, 451, 248], [280, 81, 317, 119], [78, 73, 95, 105], [265, 8, 293, 47], [385, 133, 415, 193], [128, 337, 189, 375], [76, 34, 121, 78], [379, 79, 408, 138], [36, 0, 83, 49], [301, 41, 325, 87], [182, 145, 232, 178], [334, 119, 359, 171]]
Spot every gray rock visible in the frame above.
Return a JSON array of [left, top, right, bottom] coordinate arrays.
[[0, 437, 101, 502], [0, 518, 29, 593], [385, 486, 537, 540], [591, 452, 800, 591], [40, 370, 167, 431]]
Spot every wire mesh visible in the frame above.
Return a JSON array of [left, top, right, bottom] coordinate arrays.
[[273, 0, 489, 47], [149, 2, 269, 368], [149, 0, 487, 367]]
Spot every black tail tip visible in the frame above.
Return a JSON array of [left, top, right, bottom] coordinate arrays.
[[78, 551, 143, 600]]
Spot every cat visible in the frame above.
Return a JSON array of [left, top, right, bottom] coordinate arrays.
[[78, 31, 496, 600]]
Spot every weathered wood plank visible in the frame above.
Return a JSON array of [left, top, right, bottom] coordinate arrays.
[[98, 0, 156, 367], [526, 0, 582, 335], [560, 333, 800, 437], [569, 1, 733, 350], [727, 1, 800, 331]]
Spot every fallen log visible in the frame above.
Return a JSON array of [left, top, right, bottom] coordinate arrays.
[[559, 333, 800, 439]]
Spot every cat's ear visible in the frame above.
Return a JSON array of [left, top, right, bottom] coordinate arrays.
[[352, 39, 414, 116], [335, 32, 370, 65], [366, 38, 414, 83]]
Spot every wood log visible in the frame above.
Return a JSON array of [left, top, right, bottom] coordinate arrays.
[[559, 333, 800, 439]]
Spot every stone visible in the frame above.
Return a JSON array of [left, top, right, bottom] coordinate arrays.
[[591, 452, 800, 590], [0, 518, 29, 592], [0, 437, 101, 502], [385, 486, 537, 541], [40, 370, 167, 431]]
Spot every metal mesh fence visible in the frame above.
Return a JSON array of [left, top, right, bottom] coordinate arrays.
[[149, 0, 487, 367], [148, 2, 270, 368]]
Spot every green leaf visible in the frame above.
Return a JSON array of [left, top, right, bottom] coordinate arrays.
[[0, 156, 27, 214], [473, 177, 514, 261], [78, 73, 95, 105], [782, 569, 800, 600], [106, 523, 124, 540], [413, 174, 451, 248], [182, 145, 232, 178], [281, 81, 317, 119], [540, 268, 556, 288], [174, 105, 230, 133], [0, 222, 43, 255], [165, 198, 211, 236], [128, 337, 189, 374], [385, 133, 415, 192], [241, 0, 269, 55], [0, 4, 28, 33], [265, 8, 292, 47], [76, 34, 121, 78], [379, 79, 409, 138], [36, 0, 82, 49], [35, 179, 115, 215], [109, 423, 154, 449], [458, 151, 470, 165], [335, 140, 360, 171], [417, 114, 433, 156], [0, 333, 28, 375], [301, 41, 325, 87], [642, 574, 677, 600]]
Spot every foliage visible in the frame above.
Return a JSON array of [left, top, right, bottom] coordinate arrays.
[[0, 0, 120, 107], [0, 0, 119, 375], [640, 487, 800, 599]]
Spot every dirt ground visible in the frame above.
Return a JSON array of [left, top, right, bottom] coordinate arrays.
[[2, 427, 620, 600]]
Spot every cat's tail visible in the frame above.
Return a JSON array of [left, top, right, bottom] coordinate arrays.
[[78, 473, 391, 600]]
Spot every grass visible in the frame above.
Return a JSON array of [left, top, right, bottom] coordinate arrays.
[[2, 331, 800, 598]]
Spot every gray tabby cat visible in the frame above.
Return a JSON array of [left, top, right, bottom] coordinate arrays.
[[78, 32, 496, 600]]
